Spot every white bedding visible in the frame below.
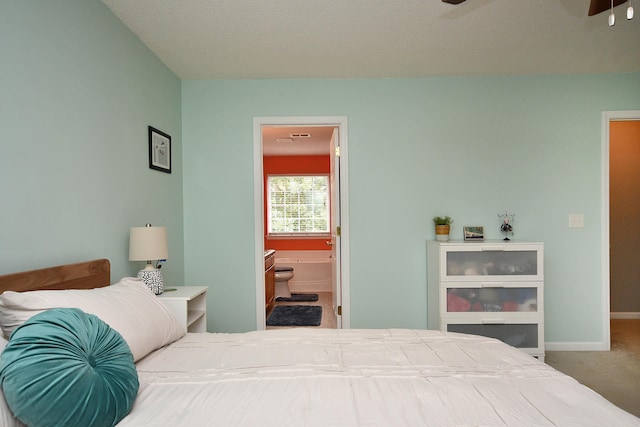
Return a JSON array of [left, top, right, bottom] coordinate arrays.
[[121, 329, 639, 426]]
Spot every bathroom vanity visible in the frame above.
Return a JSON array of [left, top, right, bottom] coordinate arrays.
[[427, 241, 545, 360], [264, 249, 275, 308]]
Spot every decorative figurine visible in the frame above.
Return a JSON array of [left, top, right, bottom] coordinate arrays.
[[498, 211, 515, 241]]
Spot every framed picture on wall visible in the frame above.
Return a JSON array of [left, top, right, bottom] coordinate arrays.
[[148, 126, 171, 173], [463, 226, 484, 241]]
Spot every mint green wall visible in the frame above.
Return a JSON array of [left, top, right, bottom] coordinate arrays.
[[183, 74, 640, 344], [3, 0, 639, 348], [0, 1, 184, 283]]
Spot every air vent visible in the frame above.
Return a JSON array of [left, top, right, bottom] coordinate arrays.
[[290, 133, 311, 138]]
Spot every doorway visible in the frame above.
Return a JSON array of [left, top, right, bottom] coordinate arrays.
[[253, 116, 350, 330], [609, 117, 640, 318], [602, 110, 640, 350]]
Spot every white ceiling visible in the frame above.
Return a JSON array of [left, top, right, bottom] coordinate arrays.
[[102, 0, 640, 80], [101, 0, 640, 155], [262, 126, 335, 156]]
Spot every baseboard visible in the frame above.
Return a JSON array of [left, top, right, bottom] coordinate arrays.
[[289, 281, 331, 293], [610, 312, 640, 319], [546, 314, 639, 351], [545, 341, 609, 351]]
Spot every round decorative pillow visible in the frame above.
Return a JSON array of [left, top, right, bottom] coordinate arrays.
[[0, 308, 139, 427]]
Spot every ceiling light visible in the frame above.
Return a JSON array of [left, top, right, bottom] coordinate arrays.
[[610, 0, 616, 26], [276, 138, 294, 143], [628, 0, 634, 19]]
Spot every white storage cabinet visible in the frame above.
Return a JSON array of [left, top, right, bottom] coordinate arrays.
[[157, 286, 208, 333], [427, 241, 544, 360]]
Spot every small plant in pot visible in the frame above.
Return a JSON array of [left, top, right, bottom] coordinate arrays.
[[433, 216, 453, 242]]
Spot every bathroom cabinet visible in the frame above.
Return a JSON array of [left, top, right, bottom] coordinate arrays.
[[427, 241, 545, 360], [158, 286, 208, 333], [265, 250, 275, 308]]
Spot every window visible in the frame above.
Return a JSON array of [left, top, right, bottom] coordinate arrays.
[[267, 175, 330, 235]]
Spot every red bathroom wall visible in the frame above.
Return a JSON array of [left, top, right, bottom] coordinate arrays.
[[263, 155, 331, 251]]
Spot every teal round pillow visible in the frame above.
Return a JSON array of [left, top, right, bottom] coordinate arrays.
[[0, 308, 139, 427]]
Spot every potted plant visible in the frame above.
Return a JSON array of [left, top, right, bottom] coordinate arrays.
[[433, 216, 453, 241]]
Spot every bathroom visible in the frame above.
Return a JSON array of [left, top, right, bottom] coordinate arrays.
[[262, 125, 338, 329]]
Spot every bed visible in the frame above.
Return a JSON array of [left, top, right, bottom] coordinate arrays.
[[0, 260, 638, 427]]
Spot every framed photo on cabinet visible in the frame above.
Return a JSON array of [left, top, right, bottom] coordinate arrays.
[[148, 126, 171, 173], [463, 226, 484, 241]]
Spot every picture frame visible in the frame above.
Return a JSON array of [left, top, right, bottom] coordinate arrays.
[[148, 126, 171, 173], [463, 226, 484, 241]]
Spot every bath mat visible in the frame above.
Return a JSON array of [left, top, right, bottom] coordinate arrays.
[[275, 293, 319, 302], [267, 305, 322, 327]]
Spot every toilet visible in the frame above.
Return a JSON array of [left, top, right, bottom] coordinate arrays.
[[274, 266, 294, 299]]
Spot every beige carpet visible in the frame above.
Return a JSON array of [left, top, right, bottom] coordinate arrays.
[[545, 319, 640, 418]]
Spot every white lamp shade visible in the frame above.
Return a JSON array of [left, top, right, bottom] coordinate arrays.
[[129, 226, 168, 261]]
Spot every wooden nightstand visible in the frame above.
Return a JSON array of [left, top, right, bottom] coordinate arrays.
[[157, 286, 208, 333]]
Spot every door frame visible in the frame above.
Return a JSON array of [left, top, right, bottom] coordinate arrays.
[[253, 116, 350, 330], [601, 110, 640, 350]]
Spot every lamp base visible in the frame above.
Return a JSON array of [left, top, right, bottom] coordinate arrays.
[[137, 269, 164, 295]]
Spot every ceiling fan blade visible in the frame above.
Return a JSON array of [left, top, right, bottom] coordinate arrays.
[[441, 0, 624, 15], [589, 0, 627, 16]]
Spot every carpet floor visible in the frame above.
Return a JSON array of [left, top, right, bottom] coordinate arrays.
[[546, 319, 640, 418]]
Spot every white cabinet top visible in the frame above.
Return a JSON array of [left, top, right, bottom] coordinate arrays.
[[428, 240, 543, 246], [158, 286, 207, 300]]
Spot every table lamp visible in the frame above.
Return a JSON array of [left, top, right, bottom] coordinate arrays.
[[129, 224, 168, 294]]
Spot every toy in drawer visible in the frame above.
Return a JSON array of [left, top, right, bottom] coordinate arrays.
[[442, 245, 543, 281], [446, 285, 540, 313]]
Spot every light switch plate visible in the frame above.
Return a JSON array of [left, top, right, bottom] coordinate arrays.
[[569, 213, 584, 228]]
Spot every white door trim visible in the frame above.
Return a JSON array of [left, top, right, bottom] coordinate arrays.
[[253, 116, 350, 330], [601, 110, 640, 350]]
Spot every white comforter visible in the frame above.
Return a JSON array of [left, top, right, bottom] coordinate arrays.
[[120, 329, 639, 426]]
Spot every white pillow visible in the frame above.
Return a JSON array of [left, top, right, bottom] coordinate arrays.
[[0, 278, 185, 361], [0, 336, 26, 427]]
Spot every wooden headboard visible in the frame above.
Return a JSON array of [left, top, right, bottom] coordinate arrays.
[[0, 259, 110, 293]]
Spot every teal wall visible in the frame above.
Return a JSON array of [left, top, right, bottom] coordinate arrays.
[[3, 0, 640, 348], [183, 75, 640, 344], [0, 1, 184, 283]]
